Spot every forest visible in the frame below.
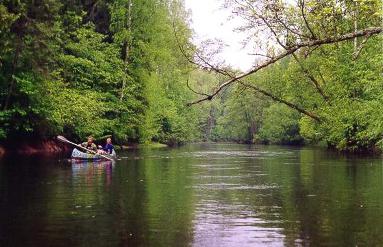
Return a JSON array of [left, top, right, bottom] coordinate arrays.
[[0, 0, 382, 152]]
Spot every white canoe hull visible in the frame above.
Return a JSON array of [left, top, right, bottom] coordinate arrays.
[[71, 148, 116, 160]]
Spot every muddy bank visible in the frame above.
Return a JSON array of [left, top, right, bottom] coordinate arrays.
[[0, 140, 71, 157], [0, 146, 5, 157]]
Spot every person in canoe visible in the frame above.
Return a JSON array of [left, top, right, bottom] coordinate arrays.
[[80, 136, 98, 152], [98, 137, 114, 155]]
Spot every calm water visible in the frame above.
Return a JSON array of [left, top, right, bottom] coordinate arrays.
[[0, 143, 383, 246]]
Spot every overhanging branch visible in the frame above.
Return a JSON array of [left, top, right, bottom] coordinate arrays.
[[292, 53, 329, 102], [239, 81, 321, 122]]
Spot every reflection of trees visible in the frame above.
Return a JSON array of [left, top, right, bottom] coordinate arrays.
[[140, 148, 196, 246], [33, 154, 196, 246], [86, 147, 196, 246], [0, 157, 57, 246], [187, 146, 383, 246], [262, 148, 383, 246]]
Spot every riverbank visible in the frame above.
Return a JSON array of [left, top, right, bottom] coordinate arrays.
[[0, 140, 71, 157], [0, 139, 169, 158]]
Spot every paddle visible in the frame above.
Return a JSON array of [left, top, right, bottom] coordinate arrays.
[[57, 135, 114, 161]]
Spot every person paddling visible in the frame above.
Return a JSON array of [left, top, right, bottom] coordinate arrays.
[[81, 136, 97, 152]]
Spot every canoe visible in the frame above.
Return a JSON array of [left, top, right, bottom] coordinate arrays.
[[71, 148, 116, 161], [70, 158, 115, 165]]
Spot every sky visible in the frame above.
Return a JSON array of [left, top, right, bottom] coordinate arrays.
[[184, 0, 255, 72]]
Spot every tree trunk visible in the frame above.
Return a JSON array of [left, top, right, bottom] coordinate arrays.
[[3, 40, 22, 111], [120, 0, 132, 101], [353, 2, 358, 53]]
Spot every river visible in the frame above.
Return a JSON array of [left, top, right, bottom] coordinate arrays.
[[0, 143, 382, 246]]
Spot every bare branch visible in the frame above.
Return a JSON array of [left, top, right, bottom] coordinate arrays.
[[235, 0, 289, 49], [239, 81, 321, 122], [248, 53, 273, 59], [274, 11, 311, 40], [172, 19, 234, 77], [352, 33, 372, 60], [172, 19, 222, 97], [303, 45, 320, 58], [256, 11, 288, 49], [194, 52, 234, 77], [317, 68, 326, 86], [298, 0, 316, 39], [292, 53, 329, 102], [186, 78, 210, 97]]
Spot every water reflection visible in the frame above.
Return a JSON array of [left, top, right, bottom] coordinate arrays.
[[0, 144, 382, 246], [71, 160, 114, 187]]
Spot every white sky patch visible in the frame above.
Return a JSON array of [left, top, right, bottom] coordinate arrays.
[[184, 0, 255, 72]]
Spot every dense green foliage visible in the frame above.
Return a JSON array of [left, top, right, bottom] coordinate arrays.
[[0, 0, 200, 145]]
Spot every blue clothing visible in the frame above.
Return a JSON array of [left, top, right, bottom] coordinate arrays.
[[103, 143, 114, 154]]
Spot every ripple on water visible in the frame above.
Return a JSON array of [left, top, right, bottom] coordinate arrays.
[[191, 174, 255, 179], [178, 150, 295, 159], [190, 197, 286, 246], [192, 209, 285, 247], [189, 183, 279, 191]]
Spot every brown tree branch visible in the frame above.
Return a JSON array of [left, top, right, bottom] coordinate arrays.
[[303, 45, 320, 58], [194, 52, 234, 77], [248, 52, 271, 58], [256, 11, 288, 49], [274, 11, 311, 40], [298, 0, 316, 39], [292, 53, 329, 102], [186, 78, 210, 97], [352, 33, 372, 60], [238, 81, 321, 122]]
